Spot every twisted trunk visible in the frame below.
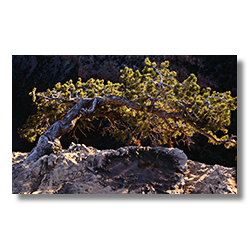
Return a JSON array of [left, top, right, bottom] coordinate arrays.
[[24, 98, 92, 162]]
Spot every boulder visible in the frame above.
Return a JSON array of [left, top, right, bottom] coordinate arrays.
[[12, 144, 188, 194]]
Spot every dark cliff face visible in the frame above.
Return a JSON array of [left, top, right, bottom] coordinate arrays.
[[12, 55, 237, 166]]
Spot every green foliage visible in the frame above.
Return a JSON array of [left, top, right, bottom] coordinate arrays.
[[18, 58, 237, 148]]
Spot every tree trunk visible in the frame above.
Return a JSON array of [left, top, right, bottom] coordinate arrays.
[[24, 98, 94, 162]]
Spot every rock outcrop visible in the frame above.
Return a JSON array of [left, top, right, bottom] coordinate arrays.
[[183, 160, 237, 194], [12, 144, 237, 194]]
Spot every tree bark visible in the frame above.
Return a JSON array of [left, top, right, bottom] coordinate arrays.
[[24, 98, 93, 162]]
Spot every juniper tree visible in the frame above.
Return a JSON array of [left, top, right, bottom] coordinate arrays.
[[18, 58, 237, 163]]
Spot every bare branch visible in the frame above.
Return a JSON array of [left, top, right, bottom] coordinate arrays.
[[203, 96, 227, 109], [37, 92, 77, 104]]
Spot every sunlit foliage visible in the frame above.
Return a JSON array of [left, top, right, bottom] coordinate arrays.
[[18, 58, 237, 149]]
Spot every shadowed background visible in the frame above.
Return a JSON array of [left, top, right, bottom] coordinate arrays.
[[12, 55, 237, 166]]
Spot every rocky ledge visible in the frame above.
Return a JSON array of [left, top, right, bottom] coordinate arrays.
[[12, 143, 237, 194]]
